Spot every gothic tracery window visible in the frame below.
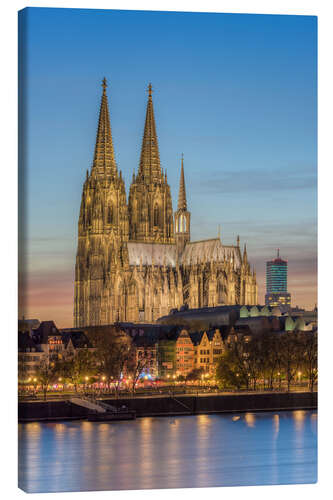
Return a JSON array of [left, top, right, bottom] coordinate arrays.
[[218, 280, 226, 304], [107, 204, 114, 224], [154, 204, 160, 227]]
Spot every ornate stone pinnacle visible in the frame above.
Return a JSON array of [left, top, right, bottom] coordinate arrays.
[[148, 83, 153, 97], [102, 77, 107, 93]]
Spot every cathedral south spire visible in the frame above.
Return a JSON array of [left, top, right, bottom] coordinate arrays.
[[128, 84, 174, 243], [137, 83, 162, 184], [91, 78, 117, 178]]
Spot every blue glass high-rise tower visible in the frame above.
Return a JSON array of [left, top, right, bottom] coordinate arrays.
[[265, 250, 291, 312]]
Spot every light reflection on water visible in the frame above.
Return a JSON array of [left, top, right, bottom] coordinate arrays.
[[18, 410, 317, 493]]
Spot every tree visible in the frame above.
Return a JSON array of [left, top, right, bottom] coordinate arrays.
[[280, 332, 301, 392], [55, 350, 96, 393], [244, 336, 262, 391], [263, 333, 281, 390], [299, 332, 317, 392], [88, 325, 133, 394], [35, 361, 55, 400], [186, 367, 205, 382], [216, 343, 249, 390], [126, 347, 150, 393]]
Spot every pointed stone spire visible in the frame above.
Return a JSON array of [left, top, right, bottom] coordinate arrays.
[[243, 243, 248, 264], [138, 83, 162, 183], [92, 78, 117, 178], [177, 154, 187, 211], [237, 235, 240, 247]]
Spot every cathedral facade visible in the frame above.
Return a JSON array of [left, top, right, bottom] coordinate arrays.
[[74, 80, 258, 327]]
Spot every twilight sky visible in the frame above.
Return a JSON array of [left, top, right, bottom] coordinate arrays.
[[18, 8, 317, 327]]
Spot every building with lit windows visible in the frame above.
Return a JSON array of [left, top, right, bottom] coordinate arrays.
[[175, 329, 195, 375], [265, 250, 291, 313]]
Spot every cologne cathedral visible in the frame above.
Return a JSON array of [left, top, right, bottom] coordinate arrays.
[[74, 80, 258, 327]]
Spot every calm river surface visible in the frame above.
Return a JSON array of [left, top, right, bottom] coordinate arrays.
[[18, 410, 317, 493]]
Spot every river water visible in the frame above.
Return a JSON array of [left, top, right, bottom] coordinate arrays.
[[18, 410, 317, 493]]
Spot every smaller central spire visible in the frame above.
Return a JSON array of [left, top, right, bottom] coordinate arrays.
[[148, 82, 153, 98], [177, 154, 187, 211]]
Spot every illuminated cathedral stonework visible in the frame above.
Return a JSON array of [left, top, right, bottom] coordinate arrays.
[[74, 80, 258, 327]]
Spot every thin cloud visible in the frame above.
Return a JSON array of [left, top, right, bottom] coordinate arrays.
[[194, 167, 316, 194]]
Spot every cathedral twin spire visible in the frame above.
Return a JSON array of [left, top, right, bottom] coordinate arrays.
[[88, 79, 187, 244], [91, 78, 118, 179], [92, 79, 166, 184], [137, 83, 163, 184]]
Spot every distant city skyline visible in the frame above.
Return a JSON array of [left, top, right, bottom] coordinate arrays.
[[19, 8, 317, 327]]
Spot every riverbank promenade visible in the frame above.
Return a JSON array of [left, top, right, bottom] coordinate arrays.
[[19, 390, 317, 422]]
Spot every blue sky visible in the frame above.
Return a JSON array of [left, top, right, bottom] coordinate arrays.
[[19, 8, 317, 325]]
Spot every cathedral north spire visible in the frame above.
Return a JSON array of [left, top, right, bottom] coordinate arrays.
[[138, 83, 162, 183], [91, 78, 117, 178]]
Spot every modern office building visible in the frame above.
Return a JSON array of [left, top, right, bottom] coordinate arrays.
[[265, 250, 291, 313]]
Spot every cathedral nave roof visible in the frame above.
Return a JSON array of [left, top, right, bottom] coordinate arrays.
[[127, 242, 177, 266], [180, 238, 241, 267]]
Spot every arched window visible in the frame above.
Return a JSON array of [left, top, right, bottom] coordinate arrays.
[[180, 214, 186, 232], [107, 205, 113, 224], [154, 204, 160, 226], [218, 280, 226, 304]]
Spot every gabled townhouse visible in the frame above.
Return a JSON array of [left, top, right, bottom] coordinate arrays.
[[32, 321, 66, 365], [175, 329, 195, 376], [190, 328, 226, 373]]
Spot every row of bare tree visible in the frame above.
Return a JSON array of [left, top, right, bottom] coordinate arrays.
[[216, 331, 317, 392], [20, 327, 151, 400]]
